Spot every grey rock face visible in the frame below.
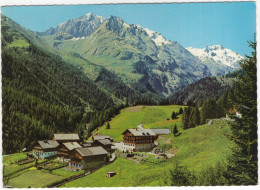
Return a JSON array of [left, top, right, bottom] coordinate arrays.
[[38, 12, 106, 38]]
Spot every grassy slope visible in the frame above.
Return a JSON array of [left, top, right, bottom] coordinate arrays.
[[3, 152, 28, 164], [62, 157, 166, 187], [67, 106, 233, 187], [65, 120, 233, 187], [8, 39, 29, 48], [8, 169, 64, 188], [171, 119, 232, 170], [95, 105, 184, 141]]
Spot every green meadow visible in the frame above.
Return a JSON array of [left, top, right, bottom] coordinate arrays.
[[95, 105, 184, 141], [8, 39, 29, 48], [8, 169, 64, 188], [62, 157, 166, 187]]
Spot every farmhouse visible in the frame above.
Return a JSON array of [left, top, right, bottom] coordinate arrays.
[[92, 139, 113, 153], [92, 135, 113, 142], [57, 142, 81, 162], [122, 129, 156, 152], [69, 146, 108, 170], [53, 134, 80, 143], [33, 140, 59, 159]]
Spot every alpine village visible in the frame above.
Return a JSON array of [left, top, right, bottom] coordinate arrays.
[[1, 3, 257, 188]]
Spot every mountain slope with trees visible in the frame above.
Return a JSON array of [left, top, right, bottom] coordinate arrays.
[[165, 75, 235, 105], [1, 21, 116, 154], [2, 15, 159, 106]]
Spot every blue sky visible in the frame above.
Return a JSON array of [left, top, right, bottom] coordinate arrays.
[[1, 2, 256, 56]]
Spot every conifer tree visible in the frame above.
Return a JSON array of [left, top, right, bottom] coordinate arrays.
[[182, 107, 191, 130], [226, 41, 257, 185], [171, 111, 178, 120], [173, 124, 178, 137], [200, 98, 223, 124], [179, 107, 183, 115], [198, 99, 203, 107], [192, 106, 200, 126], [106, 122, 110, 129]]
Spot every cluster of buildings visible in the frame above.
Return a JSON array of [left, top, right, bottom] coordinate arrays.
[[33, 134, 113, 171], [32, 125, 171, 170]]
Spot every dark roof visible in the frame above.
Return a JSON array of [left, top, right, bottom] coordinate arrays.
[[150, 129, 171, 135], [63, 142, 81, 150], [38, 140, 59, 149], [54, 134, 80, 141], [122, 129, 156, 136], [76, 146, 108, 157], [97, 139, 112, 145], [92, 135, 111, 140]]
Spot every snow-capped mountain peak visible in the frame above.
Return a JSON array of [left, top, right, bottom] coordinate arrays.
[[186, 45, 244, 68]]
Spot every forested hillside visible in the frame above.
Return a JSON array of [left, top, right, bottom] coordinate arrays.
[[165, 76, 235, 105], [1, 22, 115, 154], [2, 15, 159, 106]]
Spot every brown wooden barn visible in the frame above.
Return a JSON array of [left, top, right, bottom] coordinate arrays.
[[69, 146, 108, 170], [57, 142, 81, 162]]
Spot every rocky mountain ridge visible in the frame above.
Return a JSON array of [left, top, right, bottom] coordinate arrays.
[[36, 13, 243, 96], [37, 12, 106, 38]]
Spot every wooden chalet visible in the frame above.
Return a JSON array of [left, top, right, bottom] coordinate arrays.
[[122, 129, 156, 152], [57, 142, 81, 162], [53, 134, 80, 143], [33, 140, 59, 159], [92, 135, 113, 142], [69, 147, 108, 170], [92, 139, 113, 153]]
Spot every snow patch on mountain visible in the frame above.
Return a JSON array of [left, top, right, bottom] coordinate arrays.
[[186, 45, 244, 68], [70, 37, 86, 41], [143, 28, 171, 46], [123, 23, 130, 28]]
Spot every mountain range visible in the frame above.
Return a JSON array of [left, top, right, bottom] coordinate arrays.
[[38, 12, 243, 96]]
